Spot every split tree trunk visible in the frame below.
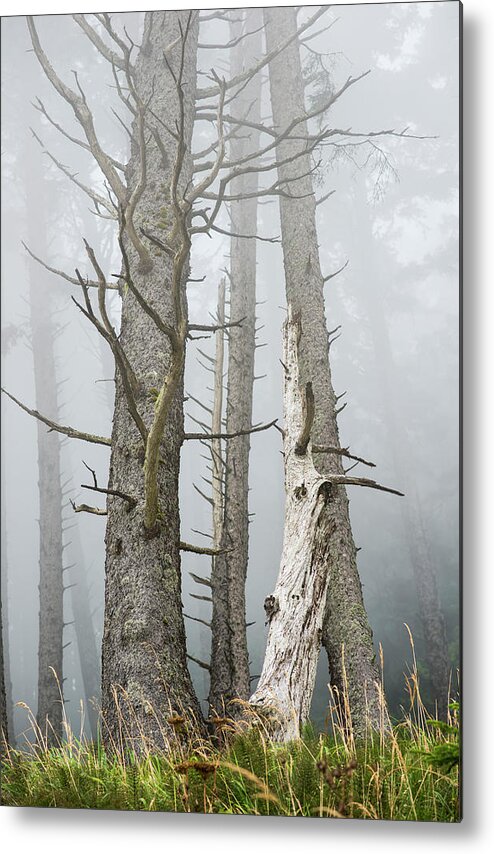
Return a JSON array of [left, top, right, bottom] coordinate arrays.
[[101, 10, 202, 750], [262, 6, 383, 734], [208, 9, 263, 716], [249, 307, 337, 740]]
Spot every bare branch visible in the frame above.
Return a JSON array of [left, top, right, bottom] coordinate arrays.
[[328, 475, 404, 497], [73, 14, 128, 70], [22, 241, 118, 290], [70, 500, 107, 516], [187, 653, 211, 672], [196, 7, 327, 100], [181, 543, 222, 557], [31, 132, 118, 218], [80, 460, 137, 510], [184, 419, 278, 441], [2, 388, 112, 446], [198, 22, 263, 50], [184, 613, 211, 629], [188, 316, 245, 334], [312, 445, 376, 468], [27, 17, 127, 205]]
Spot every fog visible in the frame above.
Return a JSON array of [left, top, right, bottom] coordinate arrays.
[[0, 2, 459, 740]]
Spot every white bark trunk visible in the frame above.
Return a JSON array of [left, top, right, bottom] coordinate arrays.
[[249, 306, 335, 740]]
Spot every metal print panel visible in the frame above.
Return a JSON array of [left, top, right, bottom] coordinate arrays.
[[0, 1, 461, 821]]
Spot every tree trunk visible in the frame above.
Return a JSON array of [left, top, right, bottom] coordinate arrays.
[[209, 9, 262, 716], [25, 157, 64, 745], [101, 10, 202, 750], [349, 179, 450, 716], [249, 307, 338, 740], [262, 6, 383, 735], [66, 508, 100, 740]]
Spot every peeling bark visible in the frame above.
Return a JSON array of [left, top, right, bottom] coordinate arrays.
[[101, 10, 202, 750], [263, 6, 383, 734]]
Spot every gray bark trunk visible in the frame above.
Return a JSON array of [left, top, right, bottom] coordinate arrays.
[[349, 180, 450, 716], [101, 10, 202, 750], [209, 10, 262, 717], [25, 157, 64, 745], [263, 6, 383, 734], [66, 507, 100, 740]]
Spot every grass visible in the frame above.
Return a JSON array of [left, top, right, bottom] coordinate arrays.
[[0, 680, 460, 820]]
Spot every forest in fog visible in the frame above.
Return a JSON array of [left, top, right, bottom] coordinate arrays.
[[0, 0, 459, 771]]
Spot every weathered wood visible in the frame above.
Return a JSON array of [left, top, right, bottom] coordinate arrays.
[[249, 307, 336, 740]]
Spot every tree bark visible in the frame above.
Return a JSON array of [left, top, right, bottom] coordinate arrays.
[[66, 506, 100, 740], [262, 6, 383, 735], [249, 307, 337, 740], [209, 9, 262, 716], [24, 156, 65, 746], [101, 10, 202, 750]]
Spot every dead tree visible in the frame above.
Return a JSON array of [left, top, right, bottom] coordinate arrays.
[[22, 145, 65, 746], [208, 8, 263, 717], [63, 477, 101, 741], [6, 10, 279, 749], [250, 307, 402, 740], [259, 5, 404, 735], [7, 11, 208, 749]]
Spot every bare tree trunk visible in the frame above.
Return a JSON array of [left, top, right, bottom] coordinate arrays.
[[249, 308, 338, 740], [349, 180, 450, 716], [24, 155, 65, 745], [101, 10, 202, 750], [66, 510, 100, 740], [208, 279, 229, 715], [209, 9, 263, 716], [262, 6, 383, 735]]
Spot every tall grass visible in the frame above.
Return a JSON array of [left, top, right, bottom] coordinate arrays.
[[0, 651, 460, 820]]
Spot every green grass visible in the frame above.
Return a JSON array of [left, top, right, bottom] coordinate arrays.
[[1, 712, 459, 820]]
